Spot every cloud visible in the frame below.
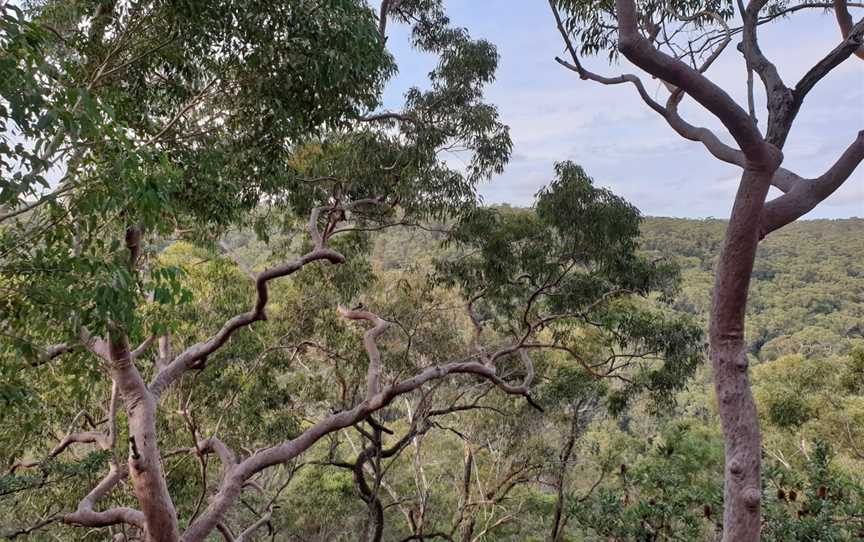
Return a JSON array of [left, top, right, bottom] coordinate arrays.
[[383, 2, 862, 218]]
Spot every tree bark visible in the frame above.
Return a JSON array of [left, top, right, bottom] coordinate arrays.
[[709, 166, 776, 542], [109, 333, 180, 542]]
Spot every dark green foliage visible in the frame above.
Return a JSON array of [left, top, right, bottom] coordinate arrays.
[[439, 162, 703, 415]]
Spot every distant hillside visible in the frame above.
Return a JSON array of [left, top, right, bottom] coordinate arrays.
[[639, 218, 864, 363], [374, 216, 864, 363]]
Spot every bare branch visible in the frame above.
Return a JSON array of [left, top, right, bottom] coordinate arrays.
[[130, 335, 156, 360], [8, 390, 118, 474], [8, 432, 107, 473], [194, 437, 238, 478], [740, 0, 788, 107], [181, 355, 540, 541], [549, 1, 747, 168], [150, 247, 343, 399], [760, 130, 864, 236], [794, 17, 864, 105], [28, 342, 75, 368], [234, 510, 273, 542], [108, 332, 180, 541], [156, 334, 172, 372], [63, 463, 146, 529], [834, 0, 864, 59], [338, 306, 391, 400], [378, 0, 405, 41], [80, 328, 112, 362], [613, 0, 775, 164], [766, 17, 864, 146]]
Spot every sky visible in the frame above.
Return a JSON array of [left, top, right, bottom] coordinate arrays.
[[380, 1, 864, 219]]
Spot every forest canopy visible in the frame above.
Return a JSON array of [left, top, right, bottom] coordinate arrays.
[[1, 0, 862, 541]]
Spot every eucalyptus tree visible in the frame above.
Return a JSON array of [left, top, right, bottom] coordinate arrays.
[[0, 1, 707, 540], [546, 0, 863, 539], [0, 0, 510, 539]]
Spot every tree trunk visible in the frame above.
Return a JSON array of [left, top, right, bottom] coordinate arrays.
[[549, 402, 585, 542], [457, 444, 475, 542], [109, 334, 180, 542], [363, 498, 385, 542], [710, 166, 775, 542]]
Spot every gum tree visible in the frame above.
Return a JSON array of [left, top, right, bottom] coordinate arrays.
[[1, 1, 704, 540], [0, 0, 509, 539], [547, 0, 863, 539]]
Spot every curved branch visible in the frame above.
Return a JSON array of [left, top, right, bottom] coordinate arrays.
[[834, 0, 864, 59], [614, 0, 775, 164], [740, 0, 787, 107], [765, 16, 864, 146], [149, 247, 343, 398], [180, 357, 539, 542], [28, 342, 75, 368], [188, 437, 238, 480], [9, 393, 116, 474], [760, 130, 864, 236], [549, 1, 746, 168], [234, 510, 273, 542], [63, 463, 146, 529], [8, 432, 108, 473], [338, 306, 390, 400], [794, 17, 864, 104], [130, 335, 156, 360]]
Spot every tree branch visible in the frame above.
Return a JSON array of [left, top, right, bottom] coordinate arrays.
[[130, 335, 156, 360], [338, 306, 391, 400], [549, 1, 747, 168], [834, 0, 864, 59], [149, 247, 342, 398], [28, 342, 75, 368], [740, 0, 788, 110], [760, 130, 864, 236], [794, 17, 864, 107], [63, 463, 146, 529], [108, 332, 180, 541], [613, 0, 775, 164], [180, 355, 540, 541]]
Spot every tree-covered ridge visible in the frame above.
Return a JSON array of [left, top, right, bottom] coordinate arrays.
[[638, 218, 864, 362], [334, 215, 864, 540], [373, 216, 864, 363]]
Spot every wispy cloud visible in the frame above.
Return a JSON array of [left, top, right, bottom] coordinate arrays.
[[383, 1, 863, 218]]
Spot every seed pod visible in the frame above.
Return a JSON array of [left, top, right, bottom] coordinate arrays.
[[777, 488, 786, 501], [703, 504, 712, 519], [817, 486, 827, 499], [789, 490, 797, 502]]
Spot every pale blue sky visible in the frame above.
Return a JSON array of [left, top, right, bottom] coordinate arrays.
[[380, 1, 864, 218]]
